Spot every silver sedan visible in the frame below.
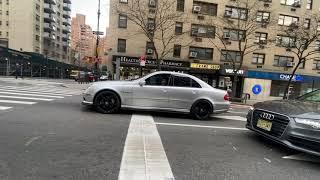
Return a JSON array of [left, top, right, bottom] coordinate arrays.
[[82, 71, 230, 120]]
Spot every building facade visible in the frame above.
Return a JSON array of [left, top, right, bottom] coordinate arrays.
[[71, 14, 96, 67], [0, 0, 72, 63], [107, 0, 320, 101]]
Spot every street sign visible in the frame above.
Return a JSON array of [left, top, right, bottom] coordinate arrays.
[[252, 84, 263, 95], [93, 31, 104, 35], [139, 55, 146, 67]]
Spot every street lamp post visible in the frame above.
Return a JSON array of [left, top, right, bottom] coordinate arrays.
[[4, 57, 10, 76]]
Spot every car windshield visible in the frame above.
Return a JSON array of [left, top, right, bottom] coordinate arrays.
[[297, 90, 320, 102]]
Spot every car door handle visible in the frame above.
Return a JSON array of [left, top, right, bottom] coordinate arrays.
[[162, 89, 167, 93], [192, 90, 197, 94]]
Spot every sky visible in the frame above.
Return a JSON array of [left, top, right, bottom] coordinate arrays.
[[71, 0, 110, 35]]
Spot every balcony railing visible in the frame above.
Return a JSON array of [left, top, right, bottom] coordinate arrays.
[[62, 26, 71, 33], [62, 19, 71, 26], [44, 13, 56, 23], [44, 0, 57, 5], [63, 11, 71, 18], [63, 0, 71, 4], [63, 3, 71, 11], [44, 4, 56, 14]]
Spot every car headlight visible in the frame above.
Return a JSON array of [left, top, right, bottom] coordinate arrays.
[[294, 118, 320, 130]]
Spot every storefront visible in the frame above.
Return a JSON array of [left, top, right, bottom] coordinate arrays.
[[112, 55, 190, 80], [219, 66, 248, 98], [189, 62, 220, 87], [244, 70, 320, 101]]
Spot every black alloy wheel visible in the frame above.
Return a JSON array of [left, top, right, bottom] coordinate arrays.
[[191, 101, 212, 120], [94, 91, 120, 114]]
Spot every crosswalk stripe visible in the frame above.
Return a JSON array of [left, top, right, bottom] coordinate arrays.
[[0, 88, 73, 96], [211, 115, 247, 121], [0, 95, 53, 101], [0, 86, 81, 94], [0, 106, 12, 110], [0, 100, 36, 105], [0, 92, 64, 99]]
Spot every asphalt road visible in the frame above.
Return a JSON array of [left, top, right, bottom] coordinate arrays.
[[0, 79, 319, 180]]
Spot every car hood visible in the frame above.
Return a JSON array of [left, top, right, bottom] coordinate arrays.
[[253, 100, 320, 119]]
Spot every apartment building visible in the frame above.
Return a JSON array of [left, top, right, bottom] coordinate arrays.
[[0, 0, 72, 63], [107, 0, 320, 101], [71, 14, 96, 66]]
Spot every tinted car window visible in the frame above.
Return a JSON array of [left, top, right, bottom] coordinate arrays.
[[172, 75, 192, 87], [191, 79, 201, 88], [145, 74, 170, 86]]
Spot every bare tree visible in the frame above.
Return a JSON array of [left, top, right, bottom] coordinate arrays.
[[278, 14, 320, 99], [115, 0, 191, 70], [204, 0, 276, 97]]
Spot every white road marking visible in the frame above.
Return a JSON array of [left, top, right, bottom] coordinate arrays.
[[119, 114, 174, 180], [0, 100, 36, 105], [227, 111, 248, 115], [156, 122, 248, 131], [282, 153, 320, 163], [0, 88, 73, 96], [212, 115, 247, 122], [25, 136, 42, 146], [0, 86, 80, 95], [0, 106, 12, 110], [0, 95, 53, 101], [0, 92, 64, 99], [264, 157, 272, 163]]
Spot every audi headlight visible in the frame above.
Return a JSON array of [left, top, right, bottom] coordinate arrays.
[[294, 118, 320, 130]]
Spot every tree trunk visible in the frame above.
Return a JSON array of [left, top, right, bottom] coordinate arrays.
[[154, 49, 161, 71], [283, 62, 300, 99], [232, 74, 239, 98]]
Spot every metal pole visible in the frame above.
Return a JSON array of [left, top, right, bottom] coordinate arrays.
[[95, 0, 101, 76], [6, 58, 9, 76]]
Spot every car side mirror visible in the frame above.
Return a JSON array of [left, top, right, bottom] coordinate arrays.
[[139, 80, 146, 86]]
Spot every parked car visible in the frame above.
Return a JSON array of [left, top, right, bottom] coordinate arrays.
[[247, 90, 320, 156], [99, 75, 108, 81], [82, 71, 230, 120]]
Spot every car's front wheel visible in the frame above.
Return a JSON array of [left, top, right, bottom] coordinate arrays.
[[94, 91, 121, 114], [191, 100, 212, 120]]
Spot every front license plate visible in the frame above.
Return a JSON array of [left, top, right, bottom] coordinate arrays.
[[257, 119, 272, 131]]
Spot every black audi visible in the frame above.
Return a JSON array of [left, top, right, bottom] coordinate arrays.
[[246, 90, 320, 156]]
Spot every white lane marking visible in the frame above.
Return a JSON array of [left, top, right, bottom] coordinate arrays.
[[0, 88, 73, 96], [0, 86, 81, 95], [25, 136, 42, 146], [264, 158, 272, 163], [0, 106, 12, 110], [282, 153, 320, 163], [230, 104, 252, 108], [211, 115, 247, 122], [156, 122, 248, 131], [0, 100, 36, 105], [119, 114, 174, 180], [0, 95, 53, 101], [0, 92, 64, 99]]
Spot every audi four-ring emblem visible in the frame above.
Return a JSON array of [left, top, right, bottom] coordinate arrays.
[[260, 112, 275, 120]]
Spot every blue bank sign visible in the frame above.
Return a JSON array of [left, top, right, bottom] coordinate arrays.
[[248, 71, 319, 83]]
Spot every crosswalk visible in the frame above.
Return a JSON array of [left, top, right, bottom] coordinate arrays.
[[0, 85, 82, 112]]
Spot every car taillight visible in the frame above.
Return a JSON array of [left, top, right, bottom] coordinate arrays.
[[224, 94, 230, 101]]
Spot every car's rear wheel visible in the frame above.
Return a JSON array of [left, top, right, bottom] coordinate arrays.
[[94, 91, 120, 114], [191, 100, 212, 120]]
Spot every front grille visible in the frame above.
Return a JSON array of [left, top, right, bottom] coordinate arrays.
[[288, 136, 320, 152], [252, 110, 290, 137]]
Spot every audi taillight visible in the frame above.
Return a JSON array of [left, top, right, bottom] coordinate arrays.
[[224, 94, 230, 101]]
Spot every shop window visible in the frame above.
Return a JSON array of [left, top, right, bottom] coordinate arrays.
[[177, 0, 185, 12], [145, 74, 171, 86], [220, 50, 241, 63], [256, 11, 270, 23], [224, 6, 248, 20], [193, 1, 218, 16], [255, 32, 268, 44], [278, 14, 299, 26], [173, 44, 181, 57], [306, 0, 313, 10], [270, 81, 287, 97], [252, 53, 265, 65], [276, 35, 296, 47], [273, 55, 294, 67], [191, 24, 215, 38], [117, 39, 126, 53], [175, 22, 183, 35], [223, 28, 245, 41], [189, 46, 213, 60], [118, 14, 127, 28]]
